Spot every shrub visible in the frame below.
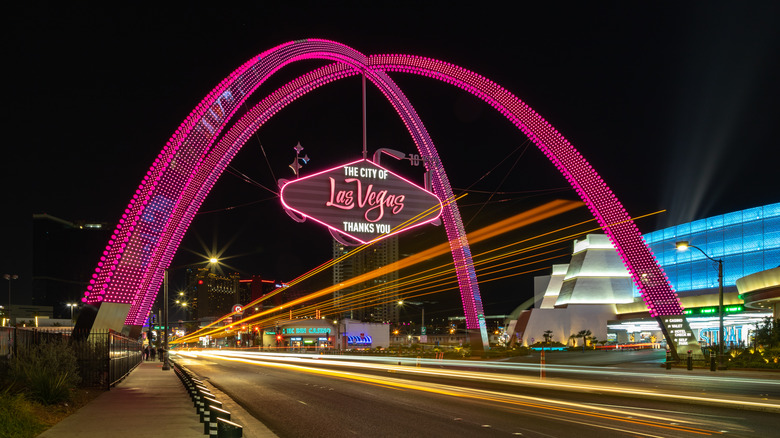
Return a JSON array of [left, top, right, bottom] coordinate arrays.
[[0, 388, 46, 438], [11, 339, 81, 404], [728, 347, 780, 369], [23, 367, 74, 405]]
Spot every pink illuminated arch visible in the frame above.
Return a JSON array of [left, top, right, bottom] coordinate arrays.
[[82, 39, 686, 352]]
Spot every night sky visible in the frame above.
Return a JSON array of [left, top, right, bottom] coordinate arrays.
[[6, 2, 780, 317]]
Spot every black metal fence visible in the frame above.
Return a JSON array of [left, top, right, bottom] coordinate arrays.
[[1, 327, 143, 389]]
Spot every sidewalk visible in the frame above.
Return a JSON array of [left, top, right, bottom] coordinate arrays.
[[38, 361, 204, 437]]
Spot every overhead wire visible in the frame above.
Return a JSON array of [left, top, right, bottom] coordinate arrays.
[[464, 141, 530, 229]]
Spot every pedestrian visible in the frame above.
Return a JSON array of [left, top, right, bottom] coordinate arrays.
[[143, 345, 149, 361], [150, 345, 156, 361]]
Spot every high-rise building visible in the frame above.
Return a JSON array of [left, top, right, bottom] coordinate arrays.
[[332, 237, 400, 323], [186, 268, 242, 321]]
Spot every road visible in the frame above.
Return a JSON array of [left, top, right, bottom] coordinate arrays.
[[174, 350, 780, 437]]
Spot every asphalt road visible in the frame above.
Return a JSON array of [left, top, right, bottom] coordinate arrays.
[[176, 350, 780, 438]]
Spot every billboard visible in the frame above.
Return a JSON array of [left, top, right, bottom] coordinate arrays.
[[280, 159, 442, 244]]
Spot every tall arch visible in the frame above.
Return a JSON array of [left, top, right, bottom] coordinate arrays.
[[79, 39, 696, 355]]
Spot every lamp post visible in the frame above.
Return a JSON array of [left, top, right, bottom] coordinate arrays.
[[3, 274, 18, 326], [398, 300, 425, 336], [398, 300, 436, 347], [162, 269, 170, 370], [676, 240, 725, 370], [67, 303, 77, 323]]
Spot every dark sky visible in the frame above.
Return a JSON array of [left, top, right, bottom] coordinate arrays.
[[6, 2, 780, 316]]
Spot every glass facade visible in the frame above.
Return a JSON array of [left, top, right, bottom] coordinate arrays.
[[640, 203, 780, 295]]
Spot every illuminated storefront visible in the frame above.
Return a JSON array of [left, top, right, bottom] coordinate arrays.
[[608, 305, 771, 349], [260, 318, 390, 351]]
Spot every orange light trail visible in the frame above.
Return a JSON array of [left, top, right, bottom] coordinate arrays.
[[175, 203, 665, 344], [174, 199, 582, 342], [178, 351, 729, 435]]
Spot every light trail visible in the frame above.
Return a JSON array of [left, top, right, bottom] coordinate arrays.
[[308, 248, 567, 319], [176, 195, 465, 340], [175, 350, 780, 414], [175, 199, 582, 343], [175, 205, 668, 344], [176, 350, 773, 435]]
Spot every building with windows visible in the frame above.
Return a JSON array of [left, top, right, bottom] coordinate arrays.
[[186, 268, 243, 322], [254, 318, 390, 351], [513, 202, 780, 349], [332, 237, 400, 323]]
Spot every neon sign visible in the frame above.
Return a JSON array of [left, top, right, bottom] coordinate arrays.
[[700, 326, 744, 346], [280, 159, 442, 244], [347, 335, 372, 344], [683, 305, 744, 315], [282, 327, 332, 335]]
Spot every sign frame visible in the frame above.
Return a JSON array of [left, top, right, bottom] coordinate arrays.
[[280, 159, 443, 244]]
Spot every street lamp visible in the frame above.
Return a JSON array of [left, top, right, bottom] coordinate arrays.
[[398, 300, 435, 338], [676, 240, 725, 370], [67, 303, 77, 323], [161, 269, 171, 371], [3, 274, 18, 326]]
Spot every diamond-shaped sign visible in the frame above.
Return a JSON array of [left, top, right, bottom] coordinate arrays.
[[280, 159, 442, 244]]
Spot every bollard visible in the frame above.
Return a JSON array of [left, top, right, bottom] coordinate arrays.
[[686, 350, 693, 370], [200, 398, 222, 423], [194, 387, 213, 409], [204, 397, 222, 409], [188, 385, 199, 400], [197, 391, 214, 410], [203, 401, 225, 434], [195, 384, 211, 395], [189, 381, 204, 396], [217, 418, 243, 438], [207, 406, 231, 436]]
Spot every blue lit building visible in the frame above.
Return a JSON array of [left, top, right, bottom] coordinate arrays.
[[514, 202, 780, 349], [642, 202, 780, 296]]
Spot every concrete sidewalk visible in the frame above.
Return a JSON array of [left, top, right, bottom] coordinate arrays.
[[38, 361, 205, 437]]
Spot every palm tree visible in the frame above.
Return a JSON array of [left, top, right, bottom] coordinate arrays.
[[577, 329, 592, 352], [542, 330, 553, 349]]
